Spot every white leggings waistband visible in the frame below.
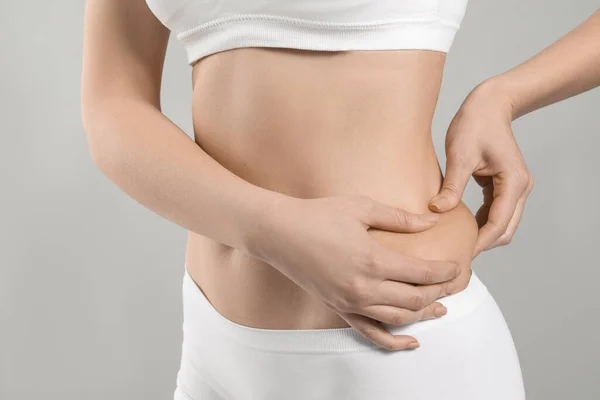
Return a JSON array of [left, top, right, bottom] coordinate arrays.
[[181, 263, 491, 354]]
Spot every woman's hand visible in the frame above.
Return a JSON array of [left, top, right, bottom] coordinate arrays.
[[246, 194, 462, 351], [429, 8, 600, 258], [428, 81, 535, 259]]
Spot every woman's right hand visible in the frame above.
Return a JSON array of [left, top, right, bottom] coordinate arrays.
[[245, 194, 462, 351]]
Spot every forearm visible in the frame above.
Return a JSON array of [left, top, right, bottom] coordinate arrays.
[[82, 98, 288, 254], [485, 8, 600, 120]]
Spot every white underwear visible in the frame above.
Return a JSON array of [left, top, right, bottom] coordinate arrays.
[[173, 263, 525, 400]]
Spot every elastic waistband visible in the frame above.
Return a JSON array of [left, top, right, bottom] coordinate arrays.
[[181, 263, 490, 354]]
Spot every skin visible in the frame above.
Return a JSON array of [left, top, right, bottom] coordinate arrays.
[[82, 0, 600, 352]]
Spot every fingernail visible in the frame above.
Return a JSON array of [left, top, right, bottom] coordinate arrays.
[[434, 306, 447, 317], [455, 266, 461, 276], [407, 341, 420, 349], [429, 203, 441, 212], [446, 282, 456, 295]]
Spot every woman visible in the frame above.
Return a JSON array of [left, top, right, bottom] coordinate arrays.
[[81, 0, 600, 398]]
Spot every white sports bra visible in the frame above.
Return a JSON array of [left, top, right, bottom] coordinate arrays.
[[145, 0, 469, 65]]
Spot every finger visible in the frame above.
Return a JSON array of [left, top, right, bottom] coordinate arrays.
[[473, 173, 522, 257], [373, 279, 454, 311], [429, 151, 474, 213], [474, 182, 494, 229], [474, 173, 533, 256], [341, 312, 420, 351], [362, 199, 441, 233], [437, 265, 473, 298], [359, 301, 448, 327], [487, 188, 529, 250], [374, 243, 461, 284]]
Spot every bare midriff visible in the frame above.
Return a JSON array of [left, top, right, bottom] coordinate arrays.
[[185, 47, 479, 330]]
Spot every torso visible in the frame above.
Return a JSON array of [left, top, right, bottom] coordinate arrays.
[[185, 47, 478, 330]]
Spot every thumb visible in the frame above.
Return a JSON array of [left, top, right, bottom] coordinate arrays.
[[362, 199, 441, 233], [429, 156, 473, 212]]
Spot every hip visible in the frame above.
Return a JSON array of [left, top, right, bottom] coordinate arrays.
[[174, 265, 525, 400]]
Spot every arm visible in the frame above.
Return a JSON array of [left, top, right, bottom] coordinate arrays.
[[488, 8, 600, 120], [429, 8, 600, 257], [81, 0, 286, 254]]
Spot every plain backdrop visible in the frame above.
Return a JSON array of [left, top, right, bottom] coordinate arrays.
[[1, 0, 599, 399]]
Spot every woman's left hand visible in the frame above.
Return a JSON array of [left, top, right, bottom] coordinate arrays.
[[428, 80, 535, 259]]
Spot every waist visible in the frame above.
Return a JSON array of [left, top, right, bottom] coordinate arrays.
[[185, 196, 478, 330], [184, 48, 478, 330]]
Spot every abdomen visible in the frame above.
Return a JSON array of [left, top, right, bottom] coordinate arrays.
[[185, 47, 478, 329]]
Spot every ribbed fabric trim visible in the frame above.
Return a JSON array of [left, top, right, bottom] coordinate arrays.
[[177, 14, 459, 65], [181, 262, 490, 354]]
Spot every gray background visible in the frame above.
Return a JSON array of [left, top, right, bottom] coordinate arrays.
[[1, 0, 598, 399]]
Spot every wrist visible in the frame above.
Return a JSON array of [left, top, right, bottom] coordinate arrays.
[[241, 189, 295, 261], [466, 76, 520, 121]]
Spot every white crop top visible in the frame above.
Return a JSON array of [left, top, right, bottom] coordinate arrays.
[[145, 0, 469, 65]]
